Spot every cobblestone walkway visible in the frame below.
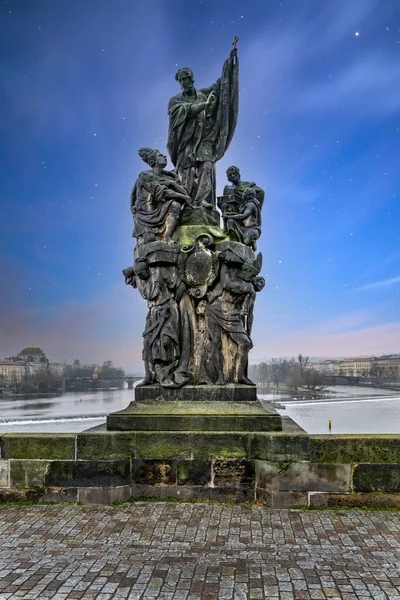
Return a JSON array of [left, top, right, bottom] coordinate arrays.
[[0, 504, 399, 599]]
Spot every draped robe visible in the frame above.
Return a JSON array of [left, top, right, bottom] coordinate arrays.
[[167, 54, 239, 206]]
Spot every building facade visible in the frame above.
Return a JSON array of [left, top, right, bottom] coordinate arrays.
[[0, 361, 25, 383], [371, 356, 400, 379]]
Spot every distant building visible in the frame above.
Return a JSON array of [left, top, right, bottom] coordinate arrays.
[[371, 356, 400, 379], [49, 362, 65, 377], [310, 360, 340, 374], [17, 346, 46, 363], [0, 361, 25, 383], [338, 358, 371, 377]]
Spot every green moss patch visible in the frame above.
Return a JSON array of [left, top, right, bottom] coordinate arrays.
[[311, 435, 400, 464], [2, 434, 76, 460]]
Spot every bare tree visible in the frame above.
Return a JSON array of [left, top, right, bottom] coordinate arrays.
[[297, 353, 309, 372]]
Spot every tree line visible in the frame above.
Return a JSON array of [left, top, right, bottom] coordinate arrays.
[[1, 359, 126, 394], [248, 354, 328, 391], [64, 359, 125, 380]]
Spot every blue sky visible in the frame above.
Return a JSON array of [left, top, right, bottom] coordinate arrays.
[[1, 0, 399, 372]]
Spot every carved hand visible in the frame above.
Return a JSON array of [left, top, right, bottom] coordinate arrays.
[[206, 91, 216, 106]]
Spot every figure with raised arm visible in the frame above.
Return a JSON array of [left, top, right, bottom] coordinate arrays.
[[167, 40, 239, 209]]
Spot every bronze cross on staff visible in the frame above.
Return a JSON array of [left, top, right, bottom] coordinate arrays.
[[232, 36, 239, 49]]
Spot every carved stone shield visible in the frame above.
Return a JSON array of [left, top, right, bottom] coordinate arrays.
[[178, 235, 219, 298]]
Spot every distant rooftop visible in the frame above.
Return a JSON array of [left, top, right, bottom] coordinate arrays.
[[18, 346, 46, 359], [0, 360, 24, 366]]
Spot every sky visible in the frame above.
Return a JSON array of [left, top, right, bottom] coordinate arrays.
[[1, 0, 399, 373]]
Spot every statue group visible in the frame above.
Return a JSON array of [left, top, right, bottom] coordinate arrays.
[[124, 41, 265, 389]]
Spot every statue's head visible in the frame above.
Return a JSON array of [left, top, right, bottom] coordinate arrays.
[[226, 166, 240, 185], [175, 67, 195, 93], [242, 187, 257, 202], [138, 148, 167, 169], [134, 258, 150, 281], [254, 276, 266, 292]]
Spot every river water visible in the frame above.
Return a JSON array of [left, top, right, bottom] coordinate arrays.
[[0, 385, 399, 434], [0, 388, 133, 434]]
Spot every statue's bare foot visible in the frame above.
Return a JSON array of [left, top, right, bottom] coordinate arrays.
[[161, 377, 178, 388], [173, 372, 190, 387]]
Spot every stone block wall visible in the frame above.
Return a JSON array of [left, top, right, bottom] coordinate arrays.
[[0, 431, 400, 506]]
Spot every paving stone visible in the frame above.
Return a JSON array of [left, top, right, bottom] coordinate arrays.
[[0, 504, 399, 598]]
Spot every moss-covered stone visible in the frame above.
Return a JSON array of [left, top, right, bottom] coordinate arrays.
[[121, 400, 267, 415], [311, 435, 400, 464], [309, 491, 400, 508], [0, 460, 8, 486], [132, 459, 177, 485], [109, 414, 281, 432], [107, 398, 282, 432], [177, 460, 211, 485], [10, 460, 49, 489], [134, 432, 251, 459], [45, 460, 130, 487], [134, 432, 193, 459], [178, 224, 227, 246], [255, 461, 351, 492], [125, 386, 258, 404], [353, 464, 400, 493], [251, 433, 310, 462], [213, 458, 255, 488], [192, 433, 250, 459], [1, 434, 76, 460], [77, 432, 135, 460]]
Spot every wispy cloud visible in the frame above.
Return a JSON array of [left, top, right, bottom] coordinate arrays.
[[354, 276, 400, 292], [253, 317, 400, 359], [294, 55, 400, 116]]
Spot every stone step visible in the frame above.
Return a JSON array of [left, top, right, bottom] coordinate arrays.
[[107, 399, 282, 432], [134, 384, 257, 403]]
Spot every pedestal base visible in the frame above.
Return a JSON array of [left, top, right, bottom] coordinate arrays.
[[107, 399, 282, 432], [134, 384, 257, 403]]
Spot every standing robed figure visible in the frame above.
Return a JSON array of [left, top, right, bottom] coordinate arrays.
[[167, 46, 239, 209]]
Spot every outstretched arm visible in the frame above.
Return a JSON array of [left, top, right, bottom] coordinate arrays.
[[227, 204, 253, 221]]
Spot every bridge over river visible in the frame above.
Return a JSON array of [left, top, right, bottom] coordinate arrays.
[[65, 376, 142, 391]]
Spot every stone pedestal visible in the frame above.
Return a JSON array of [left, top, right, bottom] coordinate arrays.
[[107, 397, 282, 432], [107, 385, 282, 432], [105, 386, 283, 500], [133, 384, 257, 403]]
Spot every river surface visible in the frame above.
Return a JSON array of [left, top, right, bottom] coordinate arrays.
[[0, 385, 399, 434], [0, 388, 133, 434], [259, 386, 400, 434]]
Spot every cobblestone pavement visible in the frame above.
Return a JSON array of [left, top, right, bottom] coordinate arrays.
[[0, 504, 400, 599]]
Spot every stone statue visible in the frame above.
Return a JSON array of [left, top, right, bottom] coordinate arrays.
[[130, 148, 192, 245], [167, 48, 239, 209], [225, 187, 262, 250], [124, 41, 267, 392], [124, 258, 186, 388], [218, 165, 265, 228], [200, 253, 263, 385]]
